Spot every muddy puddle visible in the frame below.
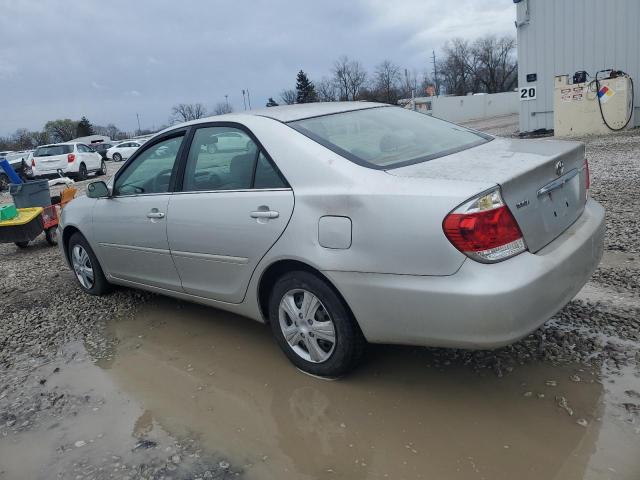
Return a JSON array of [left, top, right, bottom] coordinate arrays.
[[1, 296, 638, 479], [97, 298, 638, 480]]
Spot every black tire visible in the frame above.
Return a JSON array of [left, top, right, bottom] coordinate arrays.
[[77, 163, 88, 181], [15, 241, 29, 249], [45, 227, 58, 246], [0, 173, 9, 192], [112, 153, 122, 162], [97, 159, 107, 176], [268, 271, 366, 377], [67, 232, 111, 295]]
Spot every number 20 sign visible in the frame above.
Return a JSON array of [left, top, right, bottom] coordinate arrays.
[[520, 86, 537, 101]]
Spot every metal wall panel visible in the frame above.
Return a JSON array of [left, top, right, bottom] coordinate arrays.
[[517, 0, 639, 133]]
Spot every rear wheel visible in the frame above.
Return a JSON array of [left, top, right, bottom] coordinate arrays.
[[15, 241, 29, 249], [112, 153, 122, 162], [269, 271, 366, 377], [67, 232, 111, 295], [77, 163, 87, 180]]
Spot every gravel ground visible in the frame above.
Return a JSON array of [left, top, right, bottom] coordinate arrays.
[[1, 126, 639, 478]]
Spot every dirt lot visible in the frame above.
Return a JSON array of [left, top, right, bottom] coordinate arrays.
[[1, 124, 639, 480]]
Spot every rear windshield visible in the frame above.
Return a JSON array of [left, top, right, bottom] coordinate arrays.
[[288, 106, 490, 169], [34, 145, 73, 157]]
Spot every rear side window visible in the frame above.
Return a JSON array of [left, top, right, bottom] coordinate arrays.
[[34, 145, 73, 157], [288, 106, 490, 169]]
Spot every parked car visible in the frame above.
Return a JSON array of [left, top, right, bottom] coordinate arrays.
[[31, 143, 106, 180], [106, 141, 143, 162], [90, 142, 115, 160], [59, 102, 604, 377], [0, 150, 32, 190]]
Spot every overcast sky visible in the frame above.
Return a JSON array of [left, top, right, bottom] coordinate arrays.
[[0, 0, 515, 135]]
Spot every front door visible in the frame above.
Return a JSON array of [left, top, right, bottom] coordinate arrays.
[[92, 133, 186, 290], [167, 125, 293, 303]]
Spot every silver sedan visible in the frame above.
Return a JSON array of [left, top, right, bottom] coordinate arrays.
[[58, 102, 604, 377]]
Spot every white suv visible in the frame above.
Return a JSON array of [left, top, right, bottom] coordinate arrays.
[[31, 143, 106, 180], [106, 141, 143, 162]]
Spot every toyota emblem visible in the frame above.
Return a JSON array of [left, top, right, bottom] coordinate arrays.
[[555, 160, 565, 177]]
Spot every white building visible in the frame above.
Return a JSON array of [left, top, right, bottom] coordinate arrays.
[[516, 0, 639, 134]]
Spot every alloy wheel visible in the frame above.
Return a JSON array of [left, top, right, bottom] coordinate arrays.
[[72, 244, 94, 289], [278, 289, 336, 363]]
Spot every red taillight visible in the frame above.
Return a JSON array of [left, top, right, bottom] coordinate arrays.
[[31, 158, 35, 167], [583, 159, 590, 191], [67, 153, 76, 163], [443, 188, 526, 263]]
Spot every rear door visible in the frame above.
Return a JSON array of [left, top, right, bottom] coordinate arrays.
[[92, 132, 187, 290], [166, 124, 293, 303]]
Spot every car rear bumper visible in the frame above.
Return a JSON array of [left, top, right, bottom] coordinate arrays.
[[323, 198, 605, 349]]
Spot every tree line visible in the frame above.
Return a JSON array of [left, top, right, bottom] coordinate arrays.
[[0, 116, 149, 151], [267, 34, 517, 107]]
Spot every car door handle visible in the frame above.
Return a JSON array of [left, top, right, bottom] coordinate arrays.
[[250, 210, 279, 219], [147, 211, 165, 219]]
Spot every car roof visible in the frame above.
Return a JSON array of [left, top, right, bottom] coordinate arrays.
[[249, 101, 387, 122]]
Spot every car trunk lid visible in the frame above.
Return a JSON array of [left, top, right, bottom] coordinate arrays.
[[387, 137, 588, 253]]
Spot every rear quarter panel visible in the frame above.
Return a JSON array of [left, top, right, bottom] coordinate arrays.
[[241, 116, 496, 276]]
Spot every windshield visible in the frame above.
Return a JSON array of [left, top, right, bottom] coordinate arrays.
[[288, 106, 490, 169], [34, 145, 73, 157]]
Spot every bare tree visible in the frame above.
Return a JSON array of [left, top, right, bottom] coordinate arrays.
[[470, 35, 517, 93], [171, 103, 208, 123], [372, 60, 402, 103], [438, 35, 517, 95], [213, 102, 233, 115], [316, 77, 338, 102], [280, 89, 297, 105], [332, 56, 368, 101]]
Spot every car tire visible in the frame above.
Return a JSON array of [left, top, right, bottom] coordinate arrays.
[[113, 153, 122, 162], [45, 227, 58, 246], [77, 163, 88, 181], [268, 271, 366, 377], [15, 241, 29, 249], [0, 173, 8, 192], [97, 159, 107, 176], [67, 232, 111, 295]]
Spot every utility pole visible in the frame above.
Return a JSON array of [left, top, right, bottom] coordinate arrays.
[[405, 69, 415, 111], [136, 113, 141, 134], [224, 94, 229, 111], [246, 89, 252, 110], [432, 50, 439, 96], [242, 90, 247, 110]]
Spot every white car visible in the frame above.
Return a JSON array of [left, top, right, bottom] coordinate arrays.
[[106, 141, 143, 162], [31, 143, 106, 180]]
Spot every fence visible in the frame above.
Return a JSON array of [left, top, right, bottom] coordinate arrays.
[[400, 91, 519, 123]]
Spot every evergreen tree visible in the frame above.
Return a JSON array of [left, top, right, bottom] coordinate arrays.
[[266, 97, 279, 107], [295, 70, 317, 103], [76, 116, 94, 137]]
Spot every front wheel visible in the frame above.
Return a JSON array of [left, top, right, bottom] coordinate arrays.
[[97, 159, 107, 176], [269, 271, 366, 377], [15, 241, 29, 249], [45, 227, 58, 246], [67, 232, 111, 295], [112, 153, 122, 162]]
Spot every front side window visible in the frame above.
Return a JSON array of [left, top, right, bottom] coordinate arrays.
[[289, 106, 490, 169], [113, 135, 184, 195]]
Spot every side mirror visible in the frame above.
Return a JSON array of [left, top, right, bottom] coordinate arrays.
[[87, 181, 110, 198]]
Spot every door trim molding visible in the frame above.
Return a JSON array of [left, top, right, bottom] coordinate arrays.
[[171, 250, 249, 264], [98, 242, 172, 256]]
